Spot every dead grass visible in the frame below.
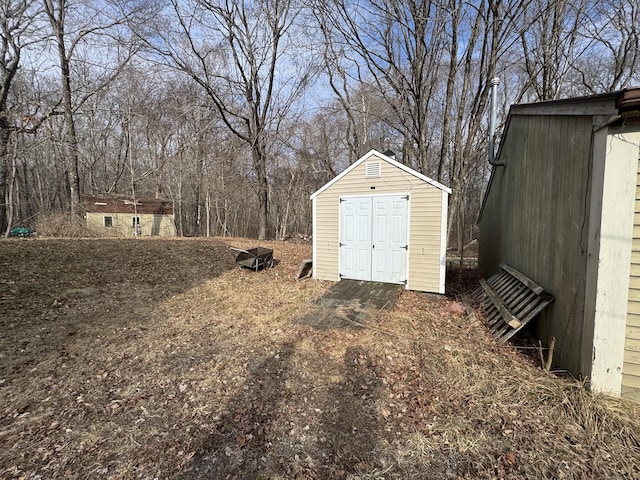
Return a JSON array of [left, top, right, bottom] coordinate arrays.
[[35, 213, 99, 237], [1, 237, 639, 479]]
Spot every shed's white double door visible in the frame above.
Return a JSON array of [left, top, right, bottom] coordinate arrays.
[[339, 195, 408, 284]]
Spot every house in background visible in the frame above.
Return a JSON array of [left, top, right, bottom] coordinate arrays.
[[478, 88, 640, 399], [83, 194, 175, 237], [311, 149, 451, 294]]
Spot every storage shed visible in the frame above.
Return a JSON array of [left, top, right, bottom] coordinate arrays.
[[311, 149, 451, 294], [83, 194, 175, 237], [478, 88, 640, 400]]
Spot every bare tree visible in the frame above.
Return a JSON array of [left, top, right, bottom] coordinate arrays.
[[440, 0, 530, 259], [316, 0, 449, 174], [42, 0, 82, 215], [317, 14, 364, 164], [516, 0, 590, 101], [579, 0, 640, 93], [0, 0, 40, 234], [138, 0, 314, 239], [42, 0, 137, 216]]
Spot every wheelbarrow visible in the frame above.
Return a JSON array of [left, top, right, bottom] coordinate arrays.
[[230, 246, 274, 271]]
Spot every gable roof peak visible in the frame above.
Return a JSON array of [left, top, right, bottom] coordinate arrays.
[[310, 149, 451, 200]]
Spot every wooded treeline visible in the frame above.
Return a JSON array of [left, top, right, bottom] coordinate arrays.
[[2, 0, 639, 247]]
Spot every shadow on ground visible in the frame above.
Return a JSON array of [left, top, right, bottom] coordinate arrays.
[[179, 341, 386, 479], [0, 238, 238, 477], [316, 345, 384, 477], [179, 343, 297, 478]]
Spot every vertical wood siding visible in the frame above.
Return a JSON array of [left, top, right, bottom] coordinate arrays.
[[314, 154, 445, 293], [478, 114, 593, 377]]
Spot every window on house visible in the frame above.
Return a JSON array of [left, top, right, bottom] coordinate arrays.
[[104, 216, 113, 227], [132, 216, 140, 227]]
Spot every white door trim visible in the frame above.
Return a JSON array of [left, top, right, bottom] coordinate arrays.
[[439, 189, 448, 294]]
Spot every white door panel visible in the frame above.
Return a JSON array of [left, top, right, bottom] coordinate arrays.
[[340, 195, 408, 284], [372, 196, 407, 283], [340, 197, 372, 280]]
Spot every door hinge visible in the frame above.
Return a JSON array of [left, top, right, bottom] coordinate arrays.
[[340, 198, 346, 202], [339, 242, 345, 247], [402, 195, 409, 200], [402, 279, 407, 285], [402, 245, 408, 250]]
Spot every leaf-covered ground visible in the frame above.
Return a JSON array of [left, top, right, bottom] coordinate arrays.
[[1, 237, 639, 479]]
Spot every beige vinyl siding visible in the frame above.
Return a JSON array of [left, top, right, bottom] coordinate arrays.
[[314, 154, 444, 293], [86, 212, 175, 237], [407, 188, 444, 292], [623, 155, 640, 400]]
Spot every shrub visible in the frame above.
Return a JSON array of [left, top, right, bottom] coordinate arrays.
[[35, 213, 98, 238]]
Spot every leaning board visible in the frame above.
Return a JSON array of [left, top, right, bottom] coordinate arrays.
[[472, 263, 554, 344]]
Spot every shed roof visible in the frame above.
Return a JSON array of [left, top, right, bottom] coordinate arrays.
[[83, 194, 174, 215], [508, 88, 640, 117], [310, 149, 452, 200], [478, 87, 640, 223]]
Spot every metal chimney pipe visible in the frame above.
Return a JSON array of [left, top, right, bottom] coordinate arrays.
[[488, 77, 503, 166]]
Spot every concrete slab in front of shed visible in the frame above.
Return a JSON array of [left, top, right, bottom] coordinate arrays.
[[300, 279, 402, 329]]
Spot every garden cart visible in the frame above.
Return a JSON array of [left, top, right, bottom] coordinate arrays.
[[230, 246, 274, 271]]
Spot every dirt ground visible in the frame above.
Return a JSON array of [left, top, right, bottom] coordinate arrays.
[[1, 238, 640, 480]]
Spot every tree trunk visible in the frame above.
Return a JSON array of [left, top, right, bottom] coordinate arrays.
[[0, 119, 10, 233], [438, 0, 460, 183], [44, 0, 82, 215], [205, 190, 211, 237], [277, 172, 295, 240], [252, 142, 269, 240], [4, 138, 17, 237]]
